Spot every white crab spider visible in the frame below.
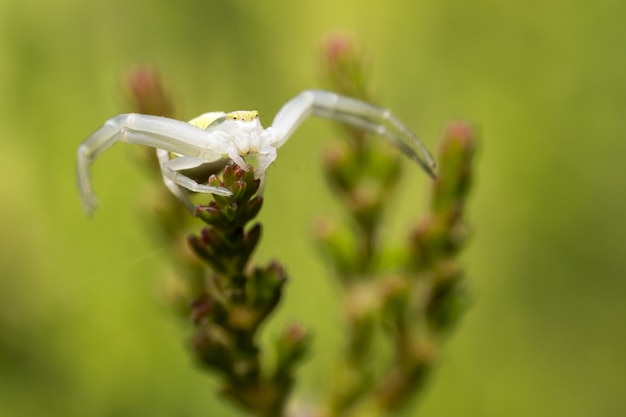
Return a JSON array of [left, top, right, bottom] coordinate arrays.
[[77, 90, 436, 216]]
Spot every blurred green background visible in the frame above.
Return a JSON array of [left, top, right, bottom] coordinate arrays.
[[1, 0, 625, 416]]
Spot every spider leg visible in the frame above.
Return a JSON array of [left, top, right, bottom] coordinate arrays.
[[156, 150, 232, 213], [312, 108, 436, 178], [255, 145, 277, 179], [226, 146, 249, 171], [270, 90, 437, 179], [77, 113, 225, 216]]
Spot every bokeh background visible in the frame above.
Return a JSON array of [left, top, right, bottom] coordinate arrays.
[[1, 0, 625, 416]]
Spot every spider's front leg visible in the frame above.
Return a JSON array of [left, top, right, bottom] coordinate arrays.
[[254, 145, 278, 179], [77, 113, 231, 216], [269, 90, 437, 179], [156, 150, 232, 213]]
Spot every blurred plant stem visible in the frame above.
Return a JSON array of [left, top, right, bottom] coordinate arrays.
[[312, 34, 476, 417]]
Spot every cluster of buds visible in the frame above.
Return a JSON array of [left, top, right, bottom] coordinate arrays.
[[318, 34, 404, 280], [188, 166, 311, 416], [374, 122, 476, 412], [409, 122, 475, 333]]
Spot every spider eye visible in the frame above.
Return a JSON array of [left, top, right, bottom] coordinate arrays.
[[227, 111, 259, 122]]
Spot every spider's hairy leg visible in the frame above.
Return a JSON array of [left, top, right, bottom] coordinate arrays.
[[77, 113, 224, 216], [270, 90, 437, 179], [156, 150, 232, 213]]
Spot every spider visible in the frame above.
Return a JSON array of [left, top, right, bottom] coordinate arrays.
[[77, 90, 436, 216]]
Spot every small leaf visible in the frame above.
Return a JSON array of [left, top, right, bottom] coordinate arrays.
[[239, 196, 264, 224], [274, 323, 311, 379], [196, 204, 227, 227], [222, 164, 237, 187], [230, 181, 248, 202], [431, 122, 476, 215]]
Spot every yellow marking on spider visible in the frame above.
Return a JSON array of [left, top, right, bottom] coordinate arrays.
[[187, 112, 225, 129], [227, 110, 259, 122], [187, 110, 259, 129]]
